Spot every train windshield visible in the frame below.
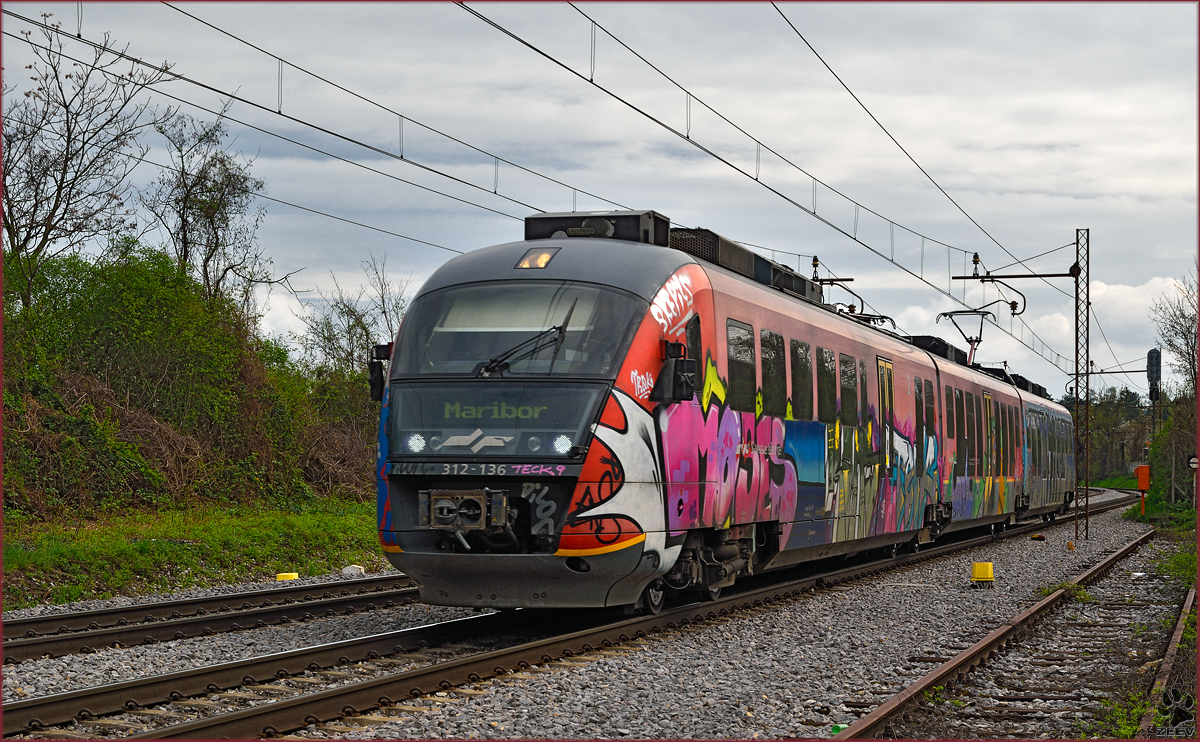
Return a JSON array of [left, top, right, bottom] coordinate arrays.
[[391, 281, 644, 379], [389, 382, 606, 458]]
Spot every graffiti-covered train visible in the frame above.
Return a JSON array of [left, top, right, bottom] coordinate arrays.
[[373, 210, 1075, 613]]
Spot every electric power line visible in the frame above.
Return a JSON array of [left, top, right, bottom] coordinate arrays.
[[1, 30, 463, 257], [770, 2, 1071, 302], [3, 9, 552, 219], [566, 2, 972, 261], [6, 6, 1083, 373], [463, 2, 1073, 376], [1091, 306, 1147, 392], [5, 16, 836, 282], [160, 1, 635, 214], [992, 243, 1073, 273]]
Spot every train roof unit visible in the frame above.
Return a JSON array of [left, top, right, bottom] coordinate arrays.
[[523, 209, 1056, 401], [524, 210, 823, 304]]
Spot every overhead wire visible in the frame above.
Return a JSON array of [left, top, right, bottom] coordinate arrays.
[[160, 1, 634, 214], [159, 1, 799, 260], [542, 4, 1069, 360], [564, 2, 971, 261], [735, 242, 901, 328], [164, 2, 825, 271], [5, 11, 813, 276], [3, 8, 550, 218], [463, 2, 1072, 376], [770, 2, 1072, 301], [991, 243, 1073, 273], [1091, 306, 1147, 392], [8, 6, 1083, 370], [2, 28, 463, 257]]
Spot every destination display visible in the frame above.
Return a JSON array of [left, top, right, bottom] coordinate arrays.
[[388, 381, 606, 457]]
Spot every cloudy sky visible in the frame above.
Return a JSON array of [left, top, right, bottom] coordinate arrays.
[[4, 2, 1196, 394]]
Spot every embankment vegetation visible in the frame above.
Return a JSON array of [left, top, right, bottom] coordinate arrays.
[[3, 21, 402, 605]]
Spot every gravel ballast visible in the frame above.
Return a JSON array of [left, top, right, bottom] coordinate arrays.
[[310, 507, 1159, 739], [3, 598, 482, 703], [5, 492, 1164, 739]]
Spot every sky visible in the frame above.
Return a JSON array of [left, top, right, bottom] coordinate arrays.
[[3, 2, 1197, 395]]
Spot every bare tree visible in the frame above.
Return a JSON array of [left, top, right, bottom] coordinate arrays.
[[2, 18, 174, 312], [1150, 265, 1198, 399], [362, 252, 411, 342], [296, 276, 375, 374], [295, 254, 411, 373], [140, 108, 291, 312]]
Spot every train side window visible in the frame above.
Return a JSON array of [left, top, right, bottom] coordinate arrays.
[[686, 315, 704, 392], [985, 395, 994, 478], [790, 340, 813, 421], [964, 391, 976, 477], [1049, 420, 1057, 477], [839, 354, 858, 426], [817, 347, 837, 424], [975, 394, 984, 477], [859, 361, 869, 429], [760, 330, 786, 418], [1056, 420, 1062, 477], [1009, 405, 1017, 475], [726, 319, 756, 412], [994, 402, 1002, 477], [1030, 411, 1039, 477], [999, 404, 1008, 477], [945, 386, 955, 440], [954, 388, 965, 478], [914, 376, 925, 477], [924, 379, 936, 442]]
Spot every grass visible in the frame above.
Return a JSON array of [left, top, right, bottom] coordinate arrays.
[[1036, 581, 1095, 603], [1089, 690, 1151, 738], [1151, 531, 1197, 591], [2, 498, 389, 610], [1093, 473, 1139, 489]]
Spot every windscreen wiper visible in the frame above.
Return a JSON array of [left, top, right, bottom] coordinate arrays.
[[546, 298, 578, 376], [476, 299, 580, 378]]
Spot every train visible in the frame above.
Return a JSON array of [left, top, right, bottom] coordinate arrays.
[[372, 209, 1076, 614]]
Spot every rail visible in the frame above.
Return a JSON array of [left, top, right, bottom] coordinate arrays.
[[833, 527, 1157, 739]]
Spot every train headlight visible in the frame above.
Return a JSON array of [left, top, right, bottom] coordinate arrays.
[[527, 435, 543, 452], [406, 433, 427, 453], [552, 435, 572, 455]]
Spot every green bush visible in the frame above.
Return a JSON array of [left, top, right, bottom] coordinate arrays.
[[3, 241, 378, 520]]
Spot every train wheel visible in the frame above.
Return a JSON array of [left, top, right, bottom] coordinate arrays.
[[699, 583, 722, 602], [888, 542, 900, 559], [639, 578, 667, 615]]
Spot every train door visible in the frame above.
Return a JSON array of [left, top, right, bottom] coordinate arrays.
[[876, 358, 895, 532]]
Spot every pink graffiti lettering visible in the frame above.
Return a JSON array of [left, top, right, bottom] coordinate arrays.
[[661, 400, 801, 532], [512, 464, 568, 476]]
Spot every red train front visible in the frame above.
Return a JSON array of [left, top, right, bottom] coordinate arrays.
[[375, 210, 1074, 613]]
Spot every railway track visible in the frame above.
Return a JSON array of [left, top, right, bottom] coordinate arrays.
[[3, 575, 417, 664], [832, 526, 1192, 739], [8, 495, 1139, 739]]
